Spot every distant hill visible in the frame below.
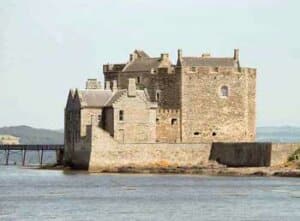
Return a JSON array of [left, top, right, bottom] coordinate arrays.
[[256, 126, 300, 143], [0, 126, 63, 144]]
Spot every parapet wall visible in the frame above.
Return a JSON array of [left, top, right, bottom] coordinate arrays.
[[71, 126, 300, 172], [210, 142, 272, 167], [271, 143, 300, 166], [89, 142, 211, 172], [156, 109, 180, 143]]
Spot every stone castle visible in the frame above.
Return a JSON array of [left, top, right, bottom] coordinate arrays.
[[64, 49, 258, 170]]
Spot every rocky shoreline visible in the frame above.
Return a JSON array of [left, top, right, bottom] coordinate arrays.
[[39, 161, 300, 177], [87, 161, 300, 177]]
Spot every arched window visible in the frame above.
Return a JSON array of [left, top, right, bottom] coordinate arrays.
[[220, 85, 229, 97]]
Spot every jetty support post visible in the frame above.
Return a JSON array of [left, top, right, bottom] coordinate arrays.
[[5, 149, 10, 165], [39, 149, 44, 166], [56, 149, 64, 165], [22, 149, 26, 166]]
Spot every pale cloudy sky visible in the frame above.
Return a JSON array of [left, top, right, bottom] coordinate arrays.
[[0, 0, 299, 129]]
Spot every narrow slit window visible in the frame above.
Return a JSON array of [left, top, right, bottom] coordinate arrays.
[[119, 110, 124, 121], [156, 91, 160, 102]]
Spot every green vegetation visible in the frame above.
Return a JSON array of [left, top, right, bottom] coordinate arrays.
[[288, 148, 300, 161]]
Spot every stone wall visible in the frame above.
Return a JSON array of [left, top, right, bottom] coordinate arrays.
[[80, 108, 102, 137], [156, 109, 180, 143], [68, 126, 93, 169], [210, 142, 272, 167], [87, 125, 211, 172], [69, 125, 300, 171], [64, 91, 79, 164], [180, 66, 253, 142], [104, 71, 180, 109], [112, 91, 156, 143], [270, 143, 300, 166], [243, 68, 256, 139]]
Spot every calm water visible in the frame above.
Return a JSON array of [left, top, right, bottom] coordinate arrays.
[[0, 167, 300, 221]]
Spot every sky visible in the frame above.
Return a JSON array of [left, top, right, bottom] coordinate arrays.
[[1, 0, 300, 129]]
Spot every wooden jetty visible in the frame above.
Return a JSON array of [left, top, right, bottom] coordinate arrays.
[[0, 144, 64, 166]]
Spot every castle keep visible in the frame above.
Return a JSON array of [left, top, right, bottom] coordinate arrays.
[[64, 49, 257, 169]]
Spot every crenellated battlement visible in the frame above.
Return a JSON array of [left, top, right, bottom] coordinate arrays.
[[157, 108, 179, 114]]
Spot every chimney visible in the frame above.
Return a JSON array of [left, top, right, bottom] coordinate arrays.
[[160, 53, 169, 61], [112, 80, 118, 92], [129, 52, 138, 62], [86, 79, 101, 89], [234, 49, 239, 61], [128, 78, 136, 97], [105, 81, 111, 90], [177, 49, 183, 66], [177, 49, 182, 60], [201, 53, 211, 58]]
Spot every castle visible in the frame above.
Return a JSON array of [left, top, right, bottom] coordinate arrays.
[[64, 49, 257, 170]]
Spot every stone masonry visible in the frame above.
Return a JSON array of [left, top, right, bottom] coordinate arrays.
[[64, 49, 257, 168], [103, 49, 256, 143]]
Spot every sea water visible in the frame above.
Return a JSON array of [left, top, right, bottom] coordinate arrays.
[[0, 166, 299, 221]]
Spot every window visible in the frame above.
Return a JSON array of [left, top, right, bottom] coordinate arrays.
[[220, 85, 229, 97], [171, 118, 177, 125], [194, 132, 200, 136], [156, 118, 159, 123], [156, 91, 160, 102], [137, 76, 141, 84], [119, 110, 124, 121], [212, 132, 217, 136]]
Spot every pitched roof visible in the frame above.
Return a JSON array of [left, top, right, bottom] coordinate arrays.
[[104, 90, 127, 107], [123, 57, 161, 72], [104, 89, 153, 107], [181, 57, 236, 67], [77, 89, 113, 107]]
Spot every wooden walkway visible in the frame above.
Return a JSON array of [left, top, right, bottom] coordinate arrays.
[[0, 144, 64, 166]]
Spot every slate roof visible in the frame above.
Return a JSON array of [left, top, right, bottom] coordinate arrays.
[[104, 89, 152, 107], [181, 57, 236, 67], [123, 57, 161, 72], [104, 90, 127, 107], [77, 89, 113, 107]]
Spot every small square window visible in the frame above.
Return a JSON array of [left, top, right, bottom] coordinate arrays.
[[171, 118, 177, 125]]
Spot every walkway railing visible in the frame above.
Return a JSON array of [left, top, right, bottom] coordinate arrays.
[[0, 144, 64, 166]]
